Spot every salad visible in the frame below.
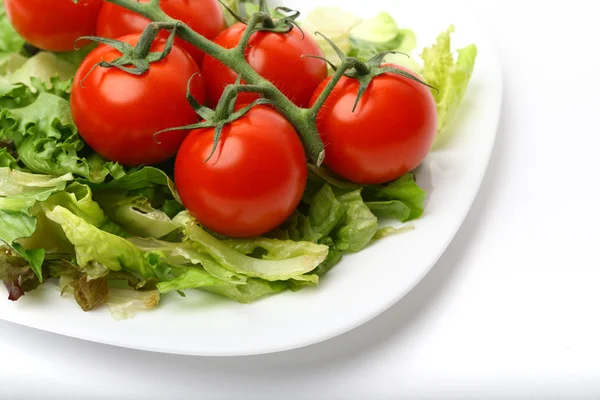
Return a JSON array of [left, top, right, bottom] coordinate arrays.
[[0, 0, 476, 319]]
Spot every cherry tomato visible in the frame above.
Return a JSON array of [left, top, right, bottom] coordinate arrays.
[[71, 34, 205, 166], [201, 23, 327, 108], [96, 0, 225, 67], [4, 0, 103, 52], [175, 105, 307, 238], [310, 65, 437, 185]]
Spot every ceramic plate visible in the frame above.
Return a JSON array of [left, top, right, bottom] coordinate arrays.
[[0, 0, 502, 356]]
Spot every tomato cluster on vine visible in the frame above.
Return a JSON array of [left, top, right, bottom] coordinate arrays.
[[4, 0, 437, 238]]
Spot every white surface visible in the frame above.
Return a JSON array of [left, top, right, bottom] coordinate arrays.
[[0, 0, 502, 356], [1, 0, 599, 398]]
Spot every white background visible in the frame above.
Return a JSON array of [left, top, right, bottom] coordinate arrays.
[[1, 0, 599, 399]]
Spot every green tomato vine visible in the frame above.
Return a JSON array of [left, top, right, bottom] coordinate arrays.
[[98, 0, 431, 166]]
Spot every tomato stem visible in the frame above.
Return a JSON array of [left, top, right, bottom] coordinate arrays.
[[104, 0, 326, 164]]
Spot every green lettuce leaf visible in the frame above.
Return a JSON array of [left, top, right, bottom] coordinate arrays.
[[45, 206, 158, 279], [7, 52, 76, 88], [157, 267, 286, 304], [349, 12, 419, 71], [175, 212, 326, 284], [0, 146, 18, 169], [0, 1, 24, 54], [421, 26, 478, 134], [0, 92, 115, 182], [0, 210, 44, 280], [94, 191, 180, 239], [0, 168, 76, 281], [334, 190, 378, 252], [365, 173, 426, 221], [130, 237, 291, 303]]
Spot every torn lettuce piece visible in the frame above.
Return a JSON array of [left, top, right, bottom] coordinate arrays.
[[157, 267, 286, 304], [0, 246, 42, 301], [0, 211, 44, 281], [349, 12, 418, 71], [105, 287, 160, 320], [7, 52, 76, 88], [300, 7, 362, 64], [95, 191, 180, 239], [45, 206, 158, 279], [421, 26, 477, 134], [175, 212, 326, 284], [334, 190, 378, 252], [365, 173, 426, 221]]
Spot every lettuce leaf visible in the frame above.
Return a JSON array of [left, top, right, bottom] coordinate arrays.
[[45, 206, 158, 279], [421, 26, 478, 134], [175, 212, 326, 284], [157, 268, 286, 304], [0, 1, 24, 54], [349, 12, 419, 71], [0, 92, 116, 182], [7, 52, 76, 88]]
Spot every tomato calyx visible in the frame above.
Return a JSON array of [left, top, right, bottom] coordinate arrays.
[[155, 75, 274, 162], [221, 0, 302, 36], [309, 33, 437, 112], [77, 21, 181, 78]]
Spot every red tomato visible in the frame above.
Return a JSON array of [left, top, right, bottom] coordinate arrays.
[[175, 105, 307, 238], [310, 66, 437, 185], [4, 0, 103, 52], [96, 0, 225, 67], [71, 34, 205, 166], [201, 23, 327, 108]]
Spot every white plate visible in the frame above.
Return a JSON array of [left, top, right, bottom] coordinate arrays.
[[0, 0, 502, 356]]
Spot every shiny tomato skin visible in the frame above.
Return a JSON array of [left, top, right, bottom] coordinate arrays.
[[96, 0, 225, 67], [5, 0, 103, 52], [310, 66, 437, 185], [71, 34, 205, 166], [201, 23, 327, 108], [175, 106, 307, 238]]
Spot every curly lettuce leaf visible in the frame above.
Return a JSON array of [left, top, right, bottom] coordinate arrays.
[[421, 26, 477, 134], [0, 93, 115, 182]]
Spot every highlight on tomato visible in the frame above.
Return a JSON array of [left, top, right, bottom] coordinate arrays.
[[96, 0, 226, 66], [70, 33, 205, 167], [201, 22, 328, 108], [4, 0, 103, 52], [174, 105, 308, 238], [310, 64, 438, 185]]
